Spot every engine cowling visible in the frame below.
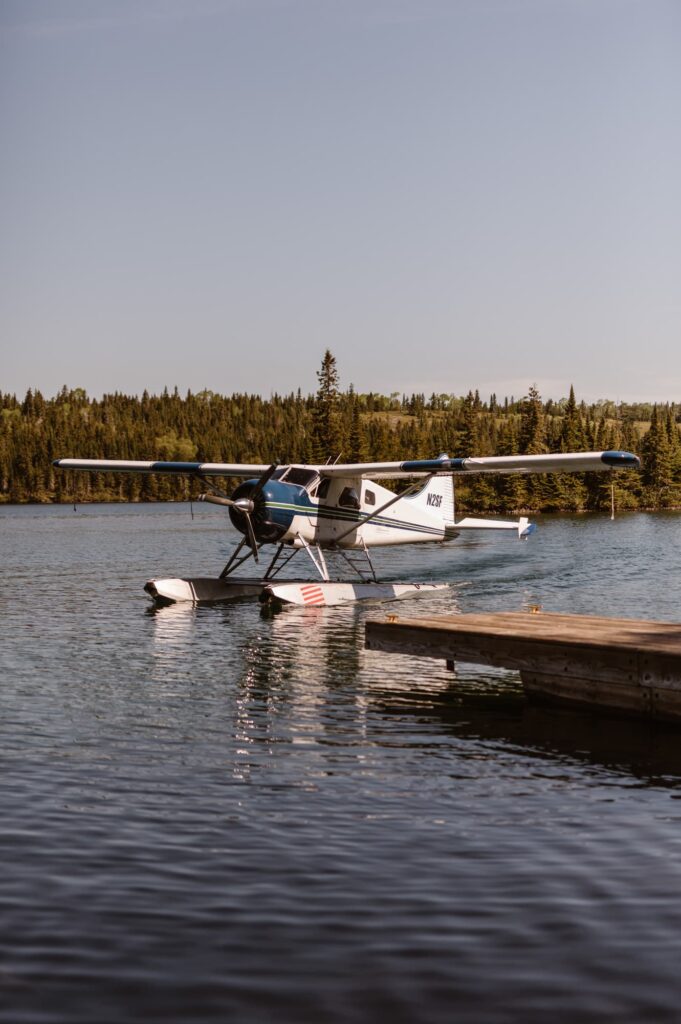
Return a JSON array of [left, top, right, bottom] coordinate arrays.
[[228, 480, 292, 544]]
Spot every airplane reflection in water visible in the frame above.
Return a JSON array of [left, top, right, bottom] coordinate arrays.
[[148, 598, 681, 789]]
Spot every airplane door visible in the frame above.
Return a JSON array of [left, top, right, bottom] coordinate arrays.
[[307, 477, 330, 541]]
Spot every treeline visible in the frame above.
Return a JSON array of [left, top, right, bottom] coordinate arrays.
[[1, 379, 680, 512]]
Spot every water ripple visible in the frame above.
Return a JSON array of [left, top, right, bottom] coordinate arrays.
[[1, 504, 681, 1023]]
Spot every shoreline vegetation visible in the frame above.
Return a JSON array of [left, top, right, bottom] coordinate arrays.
[[2, 354, 679, 512]]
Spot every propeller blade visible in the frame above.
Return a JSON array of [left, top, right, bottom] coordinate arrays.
[[250, 463, 278, 500], [198, 493, 254, 513], [198, 493, 235, 507], [244, 512, 259, 562]]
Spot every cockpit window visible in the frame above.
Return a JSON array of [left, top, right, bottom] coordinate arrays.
[[316, 478, 331, 500], [364, 488, 376, 506], [285, 467, 320, 488], [273, 466, 320, 489]]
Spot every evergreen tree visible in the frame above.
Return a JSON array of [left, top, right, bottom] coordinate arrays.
[[458, 391, 478, 456], [559, 385, 584, 450], [347, 386, 368, 463], [492, 418, 525, 510], [554, 384, 586, 509], [518, 384, 548, 508], [311, 350, 341, 461], [518, 385, 546, 455], [642, 405, 673, 504]]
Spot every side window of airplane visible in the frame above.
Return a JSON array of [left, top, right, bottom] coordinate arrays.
[[316, 478, 330, 500], [365, 489, 376, 506], [339, 487, 361, 510]]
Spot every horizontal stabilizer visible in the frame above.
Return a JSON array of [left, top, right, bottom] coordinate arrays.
[[455, 516, 536, 538]]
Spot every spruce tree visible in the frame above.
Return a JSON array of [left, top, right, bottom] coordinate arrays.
[[559, 385, 584, 450], [642, 405, 673, 504], [347, 387, 368, 463], [555, 385, 586, 509], [518, 385, 546, 455], [311, 350, 342, 461], [519, 384, 548, 508]]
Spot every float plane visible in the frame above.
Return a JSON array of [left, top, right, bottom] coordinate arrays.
[[54, 450, 639, 608]]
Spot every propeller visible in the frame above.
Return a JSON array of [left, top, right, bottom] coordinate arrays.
[[250, 462, 278, 499], [198, 463, 278, 563]]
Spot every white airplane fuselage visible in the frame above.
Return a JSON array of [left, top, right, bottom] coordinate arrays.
[[247, 471, 455, 549]]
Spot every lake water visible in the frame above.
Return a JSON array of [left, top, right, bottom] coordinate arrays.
[[1, 503, 681, 1023]]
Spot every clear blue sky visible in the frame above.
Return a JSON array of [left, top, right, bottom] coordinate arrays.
[[2, 0, 679, 403]]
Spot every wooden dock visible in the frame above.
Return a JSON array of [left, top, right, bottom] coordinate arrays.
[[365, 612, 681, 722]]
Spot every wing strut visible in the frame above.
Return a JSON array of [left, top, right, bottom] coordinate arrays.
[[219, 535, 263, 577], [296, 533, 330, 581]]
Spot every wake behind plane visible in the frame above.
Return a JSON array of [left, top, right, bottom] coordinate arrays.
[[54, 450, 639, 608]]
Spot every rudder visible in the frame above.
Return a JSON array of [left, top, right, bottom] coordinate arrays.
[[408, 472, 455, 524]]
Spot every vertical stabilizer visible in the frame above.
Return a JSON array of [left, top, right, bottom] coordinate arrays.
[[407, 472, 455, 524]]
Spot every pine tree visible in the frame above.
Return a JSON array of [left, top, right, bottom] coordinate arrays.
[[311, 350, 341, 461], [559, 385, 584, 450], [518, 385, 546, 455], [554, 385, 586, 509], [518, 385, 548, 508], [494, 418, 525, 511], [642, 405, 673, 504], [347, 388, 368, 463], [458, 391, 478, 456]]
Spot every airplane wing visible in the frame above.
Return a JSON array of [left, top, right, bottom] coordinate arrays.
[[54, 450, 640, 479], [316, 451, 640, 479], [53, 459, 271, 476]]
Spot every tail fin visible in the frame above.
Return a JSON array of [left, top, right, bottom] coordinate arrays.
[[408, 472, 455, 524], [407, 470, 536, 539]]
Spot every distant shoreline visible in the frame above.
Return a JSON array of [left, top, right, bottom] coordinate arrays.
[[3, 384, 679, 510]]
